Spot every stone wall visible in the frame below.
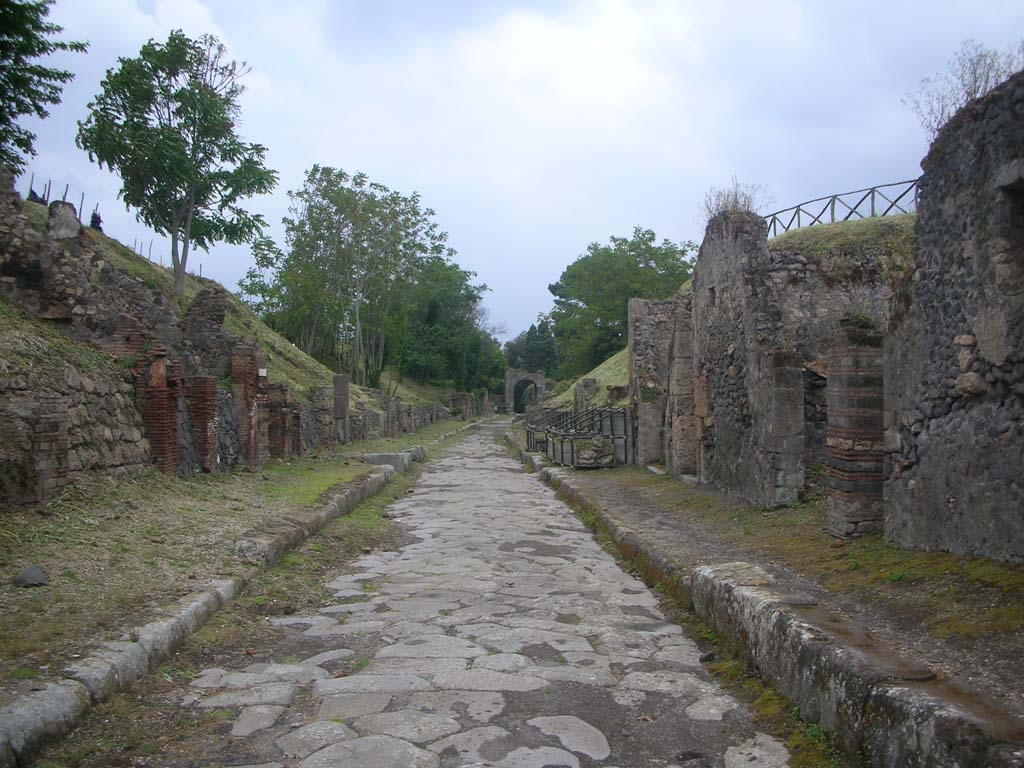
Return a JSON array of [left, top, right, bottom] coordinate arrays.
[[0, 358, 150, 506], [628, 297, 676, 466], [691, 212, 888, 507], [884, 71, 1024, 563]]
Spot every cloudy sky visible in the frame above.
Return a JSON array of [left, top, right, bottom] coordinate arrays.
[[19, 0, 1024, 340]]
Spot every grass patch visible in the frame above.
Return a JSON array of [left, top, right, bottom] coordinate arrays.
[[768, 214, 916, 286], [547, 347, 630, 409], [342, 418, 468, 457]]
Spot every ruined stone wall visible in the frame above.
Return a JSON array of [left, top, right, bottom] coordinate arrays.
[[692, 213, 887, 507], [664, 289, 697, 476], [0, 359, 150, 506], [884, 72, 1024, 563], [628, 297, 676, 466]]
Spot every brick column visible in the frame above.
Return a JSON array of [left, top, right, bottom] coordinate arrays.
[[826, 320, 884, 538], [184, 376, 218, 472]]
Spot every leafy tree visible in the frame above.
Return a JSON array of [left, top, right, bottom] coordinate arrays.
[[548, 227, 694, 378], [0, 0, 87, 174], [240, 165, 473, 389], [904, 38, 1024, 138], [504, 316, 558, 375], [77, 30, 276, 296]]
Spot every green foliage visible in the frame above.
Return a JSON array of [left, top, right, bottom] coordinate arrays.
[[504, 316, 558, 375], [77, 30, 277, 296], [240, 165, 503, 393], [547, 226, 695, 378], [0, 0, 87, 174]]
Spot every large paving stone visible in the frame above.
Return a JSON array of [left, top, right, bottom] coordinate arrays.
[[431, 669, 549, 692], [375, 636, 487, 659], [299, 734, 439, 768], [317, 693, 391, 720], [408, 690, 506, 723], [353, 709, 461, 743], [276, 721, 356, 758], [197, 683, 296, 708], [312, 674, 431, 696], [231, 706, 285, 737], [527, 715, 610, 759]]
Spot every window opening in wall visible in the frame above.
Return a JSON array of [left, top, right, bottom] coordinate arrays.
[[997, 179, 1024, 294], [708, 286, 717, 307]]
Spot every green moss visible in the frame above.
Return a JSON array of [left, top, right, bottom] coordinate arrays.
[[22, 200, 48, 233]]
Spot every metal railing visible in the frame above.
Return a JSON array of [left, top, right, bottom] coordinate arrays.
[[544, 407, 633, 469], [525, 409, 571, 452], [764, 179, 919, 238]]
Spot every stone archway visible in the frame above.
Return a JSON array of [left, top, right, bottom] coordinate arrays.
[[505, 370, 546, 414]]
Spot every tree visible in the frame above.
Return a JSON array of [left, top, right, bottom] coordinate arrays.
[[904, 38, 1024, 138], [504, 316, 559, 375], [547, 227, 694, 378], [0, 0, 87, 174], [77, 30, 276, 296], [240, 165, 464, 388]]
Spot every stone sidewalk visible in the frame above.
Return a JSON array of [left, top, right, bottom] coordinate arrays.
[[174, 424, 790, 768]]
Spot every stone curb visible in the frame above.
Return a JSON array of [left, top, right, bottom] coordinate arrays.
[[0, 434, 462, 768], [235, 466, 395, 566], [505, 434, 1024, 768]]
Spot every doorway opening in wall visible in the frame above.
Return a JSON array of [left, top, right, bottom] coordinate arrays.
[[514, 379, 538, 414], [999, 179, 1024, 294], [803, 367, 828, 490]]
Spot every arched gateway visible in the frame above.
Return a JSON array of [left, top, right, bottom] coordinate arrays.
[[505, 370, 546, 414]]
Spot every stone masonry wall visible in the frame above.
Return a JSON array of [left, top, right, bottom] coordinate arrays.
[[884, 71, 1024, 563], [664, 289, 697, 477], [692, 212, 887, 507], [0, 358, 150, 506], [628, 297, 677, 466]]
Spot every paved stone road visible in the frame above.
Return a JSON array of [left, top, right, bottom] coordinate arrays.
[[183, 425, 790, 767]]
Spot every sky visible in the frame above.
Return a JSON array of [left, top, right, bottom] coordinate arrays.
[[17, 0, 1024, 341]]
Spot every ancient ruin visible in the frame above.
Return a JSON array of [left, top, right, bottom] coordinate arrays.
[[884, 70, 1024, 562], [504, 369, 547, 413], [0, 171, 463, 505], [618, 71, 1023, 563]]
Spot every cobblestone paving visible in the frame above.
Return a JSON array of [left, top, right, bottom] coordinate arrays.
[[182, 425, 790, 767]]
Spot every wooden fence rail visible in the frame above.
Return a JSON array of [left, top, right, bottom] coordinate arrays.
[[764, 179, 920, 238]]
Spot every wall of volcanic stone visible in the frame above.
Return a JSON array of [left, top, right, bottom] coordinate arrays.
[[884, 71, 1024, 563]]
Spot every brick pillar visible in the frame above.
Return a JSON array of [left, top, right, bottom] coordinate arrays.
[[184, 376, 218, 472], [826, 320, 884, 538], [333, 374, 350, 443], [140, 351, 178, 475]]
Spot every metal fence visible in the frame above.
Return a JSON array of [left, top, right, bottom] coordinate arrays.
[[764, 179, 919, 238], [525, 409, 571, 452], [544, 407, 633, 469]]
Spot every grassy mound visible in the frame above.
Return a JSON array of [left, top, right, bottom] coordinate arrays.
[[547, 347, 630, 409]]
